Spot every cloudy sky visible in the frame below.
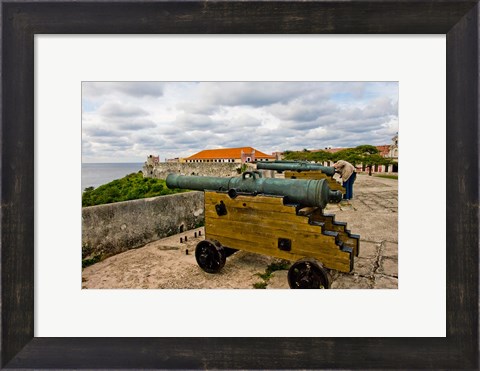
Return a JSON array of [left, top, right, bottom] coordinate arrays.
[[82, 82, 398, 163]]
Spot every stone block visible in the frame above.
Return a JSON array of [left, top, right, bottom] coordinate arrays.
[[339, 204, 354, 211], [381, 241, 398, 258], [331, 274, 372, 289], [358, 241, 379, 258], [373, 275, 398, 289], [352, 257, 375, 276], [378, 257, 398, 277], [337, 211, 398, 243], [266, 270, 289, 289], [352, 201, 374, 212]]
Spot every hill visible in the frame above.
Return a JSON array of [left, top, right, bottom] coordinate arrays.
[[82, 172, 187, 207]]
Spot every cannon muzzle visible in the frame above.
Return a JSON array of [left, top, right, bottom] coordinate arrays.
[[166, 171, 342, 208], [257, 161, 336, 176]]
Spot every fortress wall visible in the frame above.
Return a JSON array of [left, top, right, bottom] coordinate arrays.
[[82, 191, 204, 260], [142, 162, 256, 179]]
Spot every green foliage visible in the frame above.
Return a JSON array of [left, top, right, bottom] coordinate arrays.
[[265, 260, 290, 275], [283, 149, 332, 163], [253, 282, 268, 289], [353, 144, 379, 155], [82, 254, 101, 268], [82, 242, 94, 259], [237, 163, 249, 174], [283, 144, 394, 168], [194, 220, 205, 228], [81, 242, 103, 268], [82, 173, 188, 207], [253, 260, 291, 288]]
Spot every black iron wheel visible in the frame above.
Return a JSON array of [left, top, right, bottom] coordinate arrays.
[[288, 258, 330, 289], [195, 239, 226, 273]]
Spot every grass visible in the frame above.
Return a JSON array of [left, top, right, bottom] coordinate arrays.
[[374, 174, 398, 180], [252, 260, 291, 289], [82, 254, 102, 268], [194, 220, 205, 228], [253, 282, 268, 289]]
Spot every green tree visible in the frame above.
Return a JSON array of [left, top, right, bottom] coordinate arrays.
[[282, 144, 392, 175], [332, 145, 391, 175]]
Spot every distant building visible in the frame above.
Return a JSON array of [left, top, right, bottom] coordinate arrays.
[[388, 134, 398, 159], [375, 145, 391, 157], [165, 158, 180, 163], [146, 155, 160, 166], [144, 155, 160, 176], [183, 147, 275, 164], [271, 151, 284, 161]]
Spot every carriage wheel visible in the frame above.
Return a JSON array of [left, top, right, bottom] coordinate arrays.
[[288, 258, 330, 289], [195, 239, 226, 273]]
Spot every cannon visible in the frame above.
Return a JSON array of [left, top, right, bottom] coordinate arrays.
[[257, 161, 345, 194], [166, 172, 342, 209], [257, 161, 336, 176], [166, 171, 359, 289]]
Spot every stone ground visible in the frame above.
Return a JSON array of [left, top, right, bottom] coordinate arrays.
[[82, 173, 398, 289]]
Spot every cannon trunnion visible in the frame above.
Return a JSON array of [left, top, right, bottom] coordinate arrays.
[[166, 172, 359, 289]]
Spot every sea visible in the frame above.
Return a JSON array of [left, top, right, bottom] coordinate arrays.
[[82, 163, 144, 190]]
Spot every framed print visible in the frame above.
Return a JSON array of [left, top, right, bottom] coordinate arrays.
[[37, 36, 439, 338], [2, 1, 478, 369]]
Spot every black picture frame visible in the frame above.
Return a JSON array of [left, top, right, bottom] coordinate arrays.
[[1, 1, 478, 369]]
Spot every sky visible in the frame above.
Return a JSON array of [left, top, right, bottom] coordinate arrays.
[[82, 82, 398, 163]]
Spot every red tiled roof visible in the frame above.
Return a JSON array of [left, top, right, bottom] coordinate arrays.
[[375, 145, 390, 156], [186, 147, 275, 160]]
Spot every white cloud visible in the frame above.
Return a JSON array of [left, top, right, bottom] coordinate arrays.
[[82, 81, 398, 162]]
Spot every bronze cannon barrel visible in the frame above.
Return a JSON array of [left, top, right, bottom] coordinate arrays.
[[166, 171, 342, 208], [256, 162, 336, 176]]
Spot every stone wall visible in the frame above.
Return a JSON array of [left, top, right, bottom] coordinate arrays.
[[143, 162, 256, 180], [82, 191, 204, 260]]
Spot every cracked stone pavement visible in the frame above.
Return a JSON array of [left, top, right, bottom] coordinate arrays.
[[324, 174, 398, 289]]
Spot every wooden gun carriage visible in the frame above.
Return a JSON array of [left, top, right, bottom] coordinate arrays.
[[166, 172, 359, 289]]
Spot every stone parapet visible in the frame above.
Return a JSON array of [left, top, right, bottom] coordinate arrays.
[[82, 191, 204, 260]]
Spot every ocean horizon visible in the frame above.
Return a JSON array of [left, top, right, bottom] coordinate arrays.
[[82, 162, 144, 190]]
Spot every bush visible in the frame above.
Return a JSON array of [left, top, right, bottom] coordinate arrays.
[[82, 173, 188, 207]]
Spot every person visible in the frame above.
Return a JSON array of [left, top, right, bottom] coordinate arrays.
[[333, 160, 356, 200]]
